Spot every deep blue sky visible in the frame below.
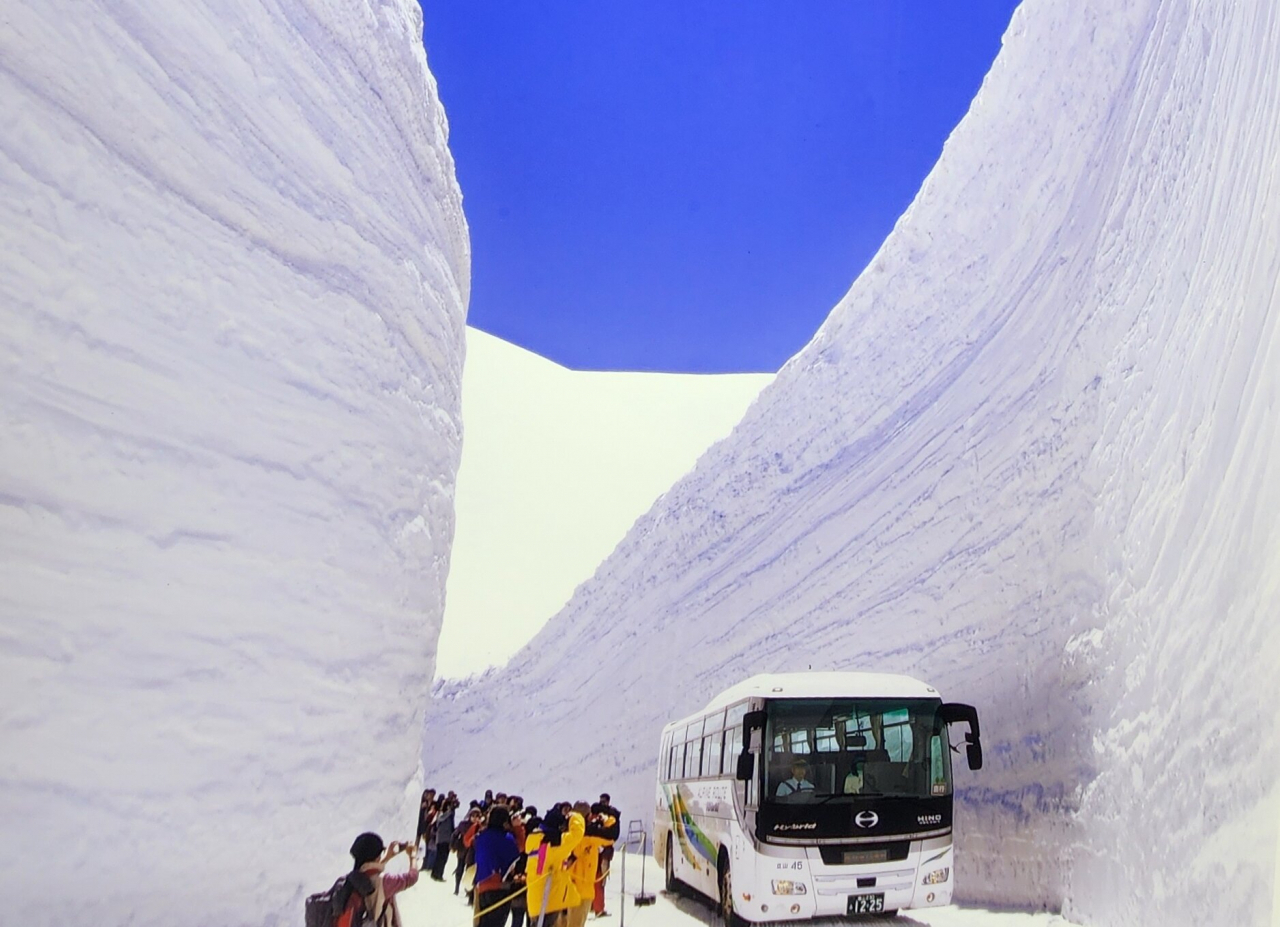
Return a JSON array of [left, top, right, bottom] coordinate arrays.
[[419, 3, 1020, 373]]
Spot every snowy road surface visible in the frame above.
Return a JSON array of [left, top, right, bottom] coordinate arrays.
[[397, 854, 1079, 927]]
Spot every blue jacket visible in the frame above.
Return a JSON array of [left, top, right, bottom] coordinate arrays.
[[474, 829, 520, 885]]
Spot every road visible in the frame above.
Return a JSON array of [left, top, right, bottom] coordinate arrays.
[[398, 853, 1080, 927]]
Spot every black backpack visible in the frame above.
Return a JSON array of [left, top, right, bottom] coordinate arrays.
[[305, 873, 371, 927]]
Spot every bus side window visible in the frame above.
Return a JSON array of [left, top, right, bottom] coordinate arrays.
[[703, 732, 721, 779], [687, 732, 703, 778], [722, 724, 743, 776]]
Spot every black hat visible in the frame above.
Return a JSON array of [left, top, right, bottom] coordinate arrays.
[[350, 832, 385, 868], [541, 808, 567, 846]]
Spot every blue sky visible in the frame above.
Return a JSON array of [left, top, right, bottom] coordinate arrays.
[[419, 2, 1020, 373]]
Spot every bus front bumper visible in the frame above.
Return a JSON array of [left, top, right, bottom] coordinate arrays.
[[738, 839, 954, 922]]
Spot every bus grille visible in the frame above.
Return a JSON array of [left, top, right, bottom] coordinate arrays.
[[818, 842, 911, 865]]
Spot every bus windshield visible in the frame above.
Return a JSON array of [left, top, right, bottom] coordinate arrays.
[[764, 698, 952, 802]]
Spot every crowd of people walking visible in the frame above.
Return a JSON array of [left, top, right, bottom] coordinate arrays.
[[309, 786, 623, 927], [413, 787, 622, 927]]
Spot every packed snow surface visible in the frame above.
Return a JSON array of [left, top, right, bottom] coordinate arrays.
[[426, 1, 1280, 925], [0, 2, 468, 925], [398, 852, 1084, 927], [439, 327, 772, 678]]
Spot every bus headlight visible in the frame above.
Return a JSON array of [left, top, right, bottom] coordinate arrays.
[[771, 880, 807, 895], [922, 867, 950, 885]]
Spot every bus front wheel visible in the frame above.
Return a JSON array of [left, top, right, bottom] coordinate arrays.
[[718, 851, 742, 927]]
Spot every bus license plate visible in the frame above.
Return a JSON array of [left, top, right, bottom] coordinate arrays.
[[848, 893, 885, 915]]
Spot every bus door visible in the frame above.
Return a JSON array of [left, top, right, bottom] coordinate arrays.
[[733, 702, 766, 836]]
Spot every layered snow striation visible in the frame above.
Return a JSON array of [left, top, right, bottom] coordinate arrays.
[[425, 2, 1279, 925], [0, 2, 468, 925]]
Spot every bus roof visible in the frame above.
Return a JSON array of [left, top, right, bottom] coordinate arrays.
[[665, 672, 942, 730]]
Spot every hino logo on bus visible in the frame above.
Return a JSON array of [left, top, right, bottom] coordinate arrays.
[[854, 811, 879, 829], [775, 822, 818, 831], [918, 814, 943, 826]]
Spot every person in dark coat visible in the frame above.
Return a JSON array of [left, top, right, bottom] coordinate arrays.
[[430, 793, 458, 881], [415, 789, 436, 856]]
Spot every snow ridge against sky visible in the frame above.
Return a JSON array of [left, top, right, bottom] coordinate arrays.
[[438, 327, 772, 679], [0, 2, 468, 925], [425, 2, 1280, 925]]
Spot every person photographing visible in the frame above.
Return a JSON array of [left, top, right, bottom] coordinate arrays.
[[347, 832, 421, 927]]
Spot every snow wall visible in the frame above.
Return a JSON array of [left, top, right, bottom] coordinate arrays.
[[0, 3, 468, 925], [425, 1, 1280, 924]]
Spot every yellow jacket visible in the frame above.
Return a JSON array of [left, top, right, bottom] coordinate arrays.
[[526, 812, 585, 916], [567, 814, 617, 900]]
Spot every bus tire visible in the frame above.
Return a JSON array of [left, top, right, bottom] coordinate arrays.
[[664, 834, 679, 894], [718, 850, 742, 927]]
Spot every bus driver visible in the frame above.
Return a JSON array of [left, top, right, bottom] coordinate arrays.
[[775, 758, 816, 797]]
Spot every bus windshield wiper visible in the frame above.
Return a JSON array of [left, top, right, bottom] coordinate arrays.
[[829, 792, 892, 803], [811, 791, 889, 804]]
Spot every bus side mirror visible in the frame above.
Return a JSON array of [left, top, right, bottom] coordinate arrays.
[[966, 741, 983, 771], [736, 752, 754, 782], [940, 703, 982, 771]]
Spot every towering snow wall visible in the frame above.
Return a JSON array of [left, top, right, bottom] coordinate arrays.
[[0, 2, 468, 925], [425, 1, 1280, 924]]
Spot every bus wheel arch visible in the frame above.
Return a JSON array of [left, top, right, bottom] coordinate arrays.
[[717, 847, 741, 927]]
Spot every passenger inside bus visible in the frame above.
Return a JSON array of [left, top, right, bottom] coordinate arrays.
[[843, 757, 865, 794]]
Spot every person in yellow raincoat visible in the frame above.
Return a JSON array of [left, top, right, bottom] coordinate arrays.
[[525, 807, 585, 925], [564, 802, 616, 927]]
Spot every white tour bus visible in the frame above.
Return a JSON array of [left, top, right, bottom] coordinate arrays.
[[654, 673, 981, 924]]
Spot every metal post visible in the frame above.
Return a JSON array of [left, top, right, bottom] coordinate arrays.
[[639, 832, 647, 898], [534, 869, 553, 927], [634, 830, 654, 906]]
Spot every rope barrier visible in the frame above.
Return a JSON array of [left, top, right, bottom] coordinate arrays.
[[467, 857, 611, 922], [471, 883, 528, 922]]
